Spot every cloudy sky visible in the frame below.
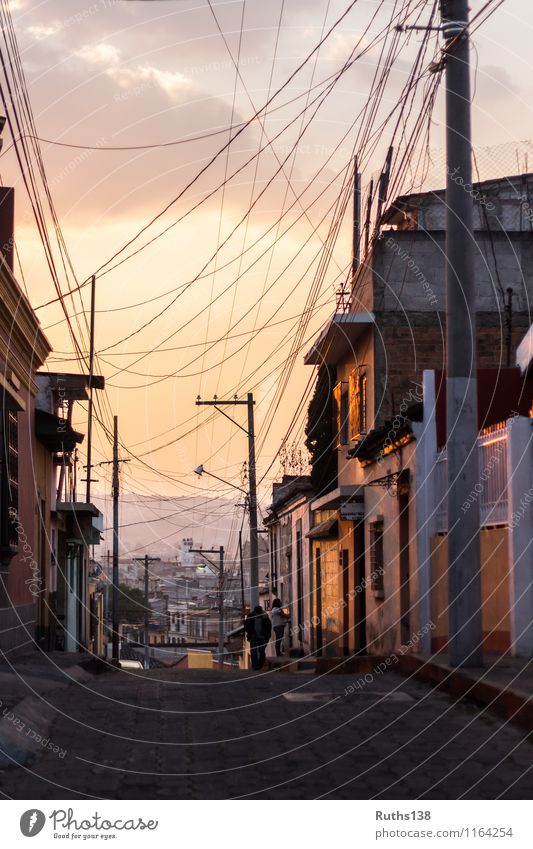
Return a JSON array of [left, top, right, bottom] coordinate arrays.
[[3, 0, 532, 549]]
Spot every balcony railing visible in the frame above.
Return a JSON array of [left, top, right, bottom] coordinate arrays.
[[434, 423, 509, 532]]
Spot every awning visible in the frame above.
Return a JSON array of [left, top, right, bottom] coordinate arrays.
[[36, 372, 105, 402], [306, 517, 338, 540], [310, 485, 363, 511], [57, 502, 103, 545], [304, 312, 375, 366]]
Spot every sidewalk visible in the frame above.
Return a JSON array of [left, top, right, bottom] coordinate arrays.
[[398, 652, 533, 732], [313, 651, 533, 732]]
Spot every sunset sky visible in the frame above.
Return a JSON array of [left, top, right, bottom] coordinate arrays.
[[3, 0, 532, 549]]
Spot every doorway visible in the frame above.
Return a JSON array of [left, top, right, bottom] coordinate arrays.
[[398, 479, 411, 646], [314, 547, 322, 656], [353, 520, 367, 654]]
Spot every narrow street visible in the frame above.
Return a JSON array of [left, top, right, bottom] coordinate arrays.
[[2, 667, 532, 800], [0, 0, 531, 831]]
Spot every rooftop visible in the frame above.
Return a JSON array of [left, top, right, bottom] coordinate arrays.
[[382, 172, 533, 232]]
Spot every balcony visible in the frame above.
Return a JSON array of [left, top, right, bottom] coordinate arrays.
[[304, 312, 375, 366], [56, 502, 103, 545], [434, 423, 509, 532]]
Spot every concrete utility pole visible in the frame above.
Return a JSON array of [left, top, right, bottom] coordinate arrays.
[[441, 0, 482, 666], [112, 416, 120, 661], [191, 547, 225, 670], [195, 394, 259, 608], [246, 393, 259, 609], [134, 554, 161, 670], [238, 529, 245, 616]]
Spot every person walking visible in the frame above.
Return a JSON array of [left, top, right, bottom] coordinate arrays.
[[270, 598, 290, 657], [244, 605, 272, 670]]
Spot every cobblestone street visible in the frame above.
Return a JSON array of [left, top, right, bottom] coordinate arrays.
[[1, 666, 532, 800]]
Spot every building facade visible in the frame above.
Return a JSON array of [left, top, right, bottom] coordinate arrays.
[[298, 173, 533, 658], [0, 250, 51, 654]]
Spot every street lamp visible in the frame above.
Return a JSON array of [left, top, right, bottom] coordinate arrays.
[[193, 464, 247, 494]]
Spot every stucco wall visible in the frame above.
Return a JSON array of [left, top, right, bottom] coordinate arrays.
[[430, 527, 510, 653]]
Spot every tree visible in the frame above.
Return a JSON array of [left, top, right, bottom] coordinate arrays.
[[305, 363, 337, 495], [118, 583, 146, 624], [279, 442, 311, 476]]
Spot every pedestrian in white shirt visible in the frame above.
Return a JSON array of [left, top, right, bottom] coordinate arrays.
[[270, 598, 289, 656]]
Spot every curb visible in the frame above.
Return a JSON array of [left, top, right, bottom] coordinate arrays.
[[315, 656, 388, 675], [398, 654, 533, 731]]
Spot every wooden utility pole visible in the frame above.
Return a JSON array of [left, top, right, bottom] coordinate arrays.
[[246, 393, 259, 609], [85, 274, 96, 503], [363, 178, 374, 255], [144, 554, 150, 671], [218, 546, 224, 670], [352, 156, 361, 280], [374, 146, 393, 237], [191, 547, 225, 670], [134, 554, 161, 670], [441, 0, 482, 666], [112, 416, 120, 661], [195, 394, 259, 608]]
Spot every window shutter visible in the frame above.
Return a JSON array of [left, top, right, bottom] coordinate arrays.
[[334, 382, 349, 446], [340, 389, 349, 445], [360, 374, 367, 434], [369, 520, 384, 599], [333, 382, 342, 448], [349, 369, 360, 441]]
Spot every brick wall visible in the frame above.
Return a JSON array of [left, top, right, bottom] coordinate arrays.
[[374, 317, 527, 425]]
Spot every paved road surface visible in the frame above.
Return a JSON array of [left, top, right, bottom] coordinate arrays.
[[1, 666, 532, 799]]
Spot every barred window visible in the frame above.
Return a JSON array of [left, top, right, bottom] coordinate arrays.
[[369, 520, 384, 599]]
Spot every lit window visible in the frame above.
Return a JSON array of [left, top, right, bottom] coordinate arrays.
[[333, 381, 349, 446], [349, 369, 367, 440]]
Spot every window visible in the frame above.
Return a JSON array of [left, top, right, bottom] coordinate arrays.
[[369, 520, 384, 599], [349, 369, 367, 440], [360, 374, 367, 434], [0, 410, 18, 550], [333, 381, 349, 446], [270, 526, 278, 593]]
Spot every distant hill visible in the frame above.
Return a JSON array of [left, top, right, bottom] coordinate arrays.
[[92, 493, 241, 559]]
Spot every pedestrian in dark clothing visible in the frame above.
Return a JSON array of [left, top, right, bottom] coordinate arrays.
[[270, 598, 290, 657], [244, 605, 272, 670]]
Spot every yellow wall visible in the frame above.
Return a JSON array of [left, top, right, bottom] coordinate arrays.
[[316, 539, 343, 656], [430, 528, 510, 653], [188, 650, 213, 669]]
